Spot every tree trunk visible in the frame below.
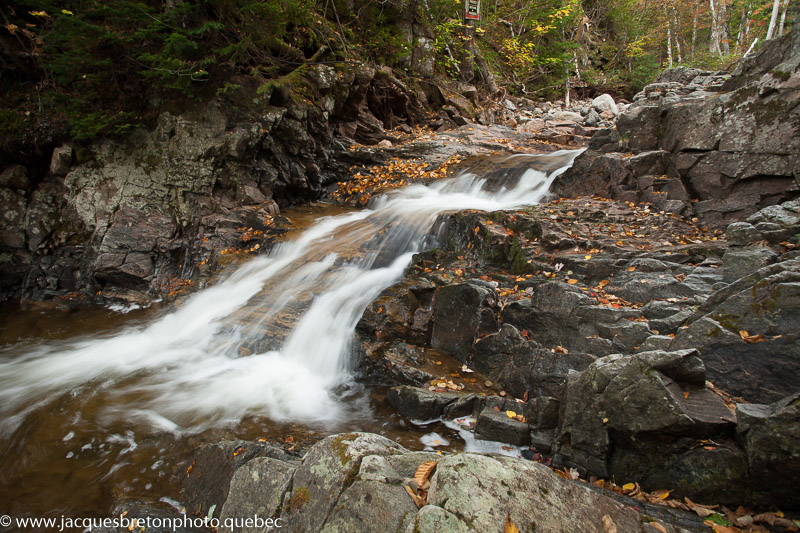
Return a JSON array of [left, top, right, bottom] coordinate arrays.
[[474, 50, 499, 94], [766, 0, 781, 40], [673, 6, 683, 63], [692, 0, 699, 57], [736, 1, 750, 52], [778, 0, 791, 36], [665, 4, 674, 68], [709, 0, 722, 55], [718, 0, 731, 54], [461, 18, 475, 82]]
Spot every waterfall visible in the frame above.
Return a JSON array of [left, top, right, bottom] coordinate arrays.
[[0, 149, 583, 435]]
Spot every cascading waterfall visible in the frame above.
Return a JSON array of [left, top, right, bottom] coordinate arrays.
[[0, 149, 583, 437]]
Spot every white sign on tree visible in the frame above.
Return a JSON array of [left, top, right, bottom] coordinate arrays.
[[465, 0, 480, 20]]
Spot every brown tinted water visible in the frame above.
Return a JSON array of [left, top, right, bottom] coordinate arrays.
[[0, 203, 465, 522]]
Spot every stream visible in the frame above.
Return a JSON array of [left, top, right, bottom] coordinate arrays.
[[0, 149, 582, 520]]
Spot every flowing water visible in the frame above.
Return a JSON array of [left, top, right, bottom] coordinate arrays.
[[0, 149, 582, 519]]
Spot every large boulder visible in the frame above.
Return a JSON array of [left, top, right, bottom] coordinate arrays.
[[555, 349, 747, 503], [218, 432, 688, 533], [669, 259, 800, 403], [736, 392, 800, 506]]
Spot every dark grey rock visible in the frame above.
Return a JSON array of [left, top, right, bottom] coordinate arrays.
[[475, 407, 531, 445], [385, 386, 466, 421], [722, 246, 778, 283], [725, 222, 762, 246], [431, 282, 498, 359], [670, 259, 800, 403], [737, 392, 800, 506]]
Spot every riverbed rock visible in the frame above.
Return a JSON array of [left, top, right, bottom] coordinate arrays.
[[669, 258, 800, 403], [181, 439, 295, 518], [591, 94, 619, 117], [736, 392, 800, 506], [217, 432, 689, 533], [552, 20, 800, 228], [555, 349, 748, 503]]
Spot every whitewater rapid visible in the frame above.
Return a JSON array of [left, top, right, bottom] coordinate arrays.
[[0, 149, 582, 435]]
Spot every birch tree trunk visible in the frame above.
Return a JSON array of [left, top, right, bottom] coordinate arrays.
[[709, 0, 722, 55], [766, 0, 782, 39], [665, 4, 674, 68], [719, 0, 731, 54], [778, 0, 790, 36], [692, 0, 698, 57], [673, 6, 683, 63]]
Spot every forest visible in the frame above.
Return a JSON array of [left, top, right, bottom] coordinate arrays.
[[0, 0, 795, 145]]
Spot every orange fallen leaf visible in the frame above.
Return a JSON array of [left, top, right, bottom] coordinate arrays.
[[505, 514, 520, 533], [738, 330, 765, 343], [413, 460, 437, 488], [567, 279, 578, 284], [598, 280, 610, 289]]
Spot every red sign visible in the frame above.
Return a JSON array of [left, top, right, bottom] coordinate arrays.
[[465, 0, 480, 20]]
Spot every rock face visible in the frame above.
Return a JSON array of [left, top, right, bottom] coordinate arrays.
[[0, 64, 432, 305], [552, 20, 800, 228], [555, 349, 748, 504], [364, 191, 799, 508], [215, 432, 689, 533]]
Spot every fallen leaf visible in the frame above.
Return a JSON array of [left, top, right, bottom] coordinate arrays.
[[601, 514, 618, 533], [738, 330, 765, 343], [598, 280, 610, 289], [413, 460, 437, 488], [404, 485, 426, 508], [649, 523, 668, 533], [567, 279, 578, 284], [622, 482, 635, 492], [505, 513, 520, 533], [506, 410, 517, 418]]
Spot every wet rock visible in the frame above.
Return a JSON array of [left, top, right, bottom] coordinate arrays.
[[737, 392, 800, 506], [96, 500, 209, 533], [669, 259, 800, 403], [386, 385, 475, 421], [475, 406, 530, 445], [431, 281, 498, 359], [721, 246, 778, 283], [556, 349, 739, 500], [181, 440, 292, 517], [472, 324, 596, 399], [359, 341, 438, 387]]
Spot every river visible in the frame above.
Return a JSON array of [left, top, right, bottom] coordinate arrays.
[[0, 149, 582, 521]]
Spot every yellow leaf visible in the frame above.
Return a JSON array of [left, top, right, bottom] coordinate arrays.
[[506, 410, 517, 418], [567, 279, 578, 284], [505, 514, 520, 533], [622, 483, 635, 492], [598, 280, 610, 289], [61, 9, 73, 15], [585, 255, 592, 260]]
